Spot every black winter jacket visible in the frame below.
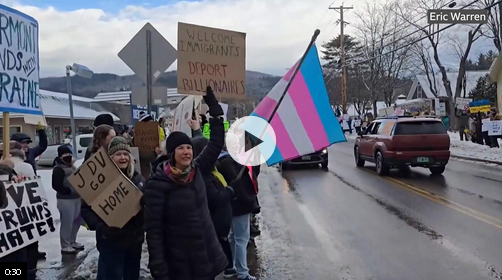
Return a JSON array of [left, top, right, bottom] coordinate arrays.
[[144, 117, 227, 280], [216, 153, 260, 216], [192, 136, 234, 238], [81, 171, 146, 247]]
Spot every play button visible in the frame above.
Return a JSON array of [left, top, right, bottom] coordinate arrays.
[[244, 131, 263, 152], [225, 116, 276, 166]]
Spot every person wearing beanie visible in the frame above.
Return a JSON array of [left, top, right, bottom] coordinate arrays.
[[93, 114, 114, 127], [11, 124, 48, 175], [145, 86, 227, 280], [81, 136, 146, 280], [6, 141, 35, 178], [51, 144, 83, 254]]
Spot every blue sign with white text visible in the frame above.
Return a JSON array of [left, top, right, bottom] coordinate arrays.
[[131, 104, 158, 124], [0, 4, 42, 115]]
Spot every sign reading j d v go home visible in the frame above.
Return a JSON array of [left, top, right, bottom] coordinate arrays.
[[0, 5, 41, 115]]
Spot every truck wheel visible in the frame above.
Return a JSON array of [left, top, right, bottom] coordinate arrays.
[[429, 165, 445, 175], [354, 146, 365, 167], [375, 151, 389, 176]]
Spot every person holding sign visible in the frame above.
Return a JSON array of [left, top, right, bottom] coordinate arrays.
[[81, 137, 146, 280], [52, 145, 84, 254], [144, 87, 227, 280]]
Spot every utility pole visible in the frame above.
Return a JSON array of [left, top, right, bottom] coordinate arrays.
[[329, 4, 353, 114]]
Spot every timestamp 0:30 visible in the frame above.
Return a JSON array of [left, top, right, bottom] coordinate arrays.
[[0, 262, 27, 279]]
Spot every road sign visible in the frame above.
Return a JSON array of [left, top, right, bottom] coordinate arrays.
[[118, 23, 177, 84], [131, 86, 168, 106]]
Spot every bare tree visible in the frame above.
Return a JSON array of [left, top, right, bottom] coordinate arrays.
[[354, 1, 414, 115], [354, 2, 387, 117], [378, 2, 415, 106], [411, 40, 439, 98], [481, 0, 501, 51], [397, 0, 484, 127]]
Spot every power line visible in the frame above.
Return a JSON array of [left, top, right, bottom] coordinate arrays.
[[324, 0, 489, 84]]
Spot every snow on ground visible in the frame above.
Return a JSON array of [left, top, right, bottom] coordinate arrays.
[[36, 162, 278, 280], [345, 132, 502, 163]]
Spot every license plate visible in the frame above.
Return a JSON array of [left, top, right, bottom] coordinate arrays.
[[417, 157, 429, 163], [302, 156, 311, 160]]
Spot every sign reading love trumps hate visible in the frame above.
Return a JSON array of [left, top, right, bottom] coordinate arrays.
[[68, 148, 143, 228], [177, 22, 246, 98], [0, 5, 41, 115], [0, 178, 55, 258]]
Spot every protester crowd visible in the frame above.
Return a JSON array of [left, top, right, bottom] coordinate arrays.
[[0, 87, 260, 280]]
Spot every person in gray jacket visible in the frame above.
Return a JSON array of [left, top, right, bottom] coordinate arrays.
[[52, 145, 84, 254]]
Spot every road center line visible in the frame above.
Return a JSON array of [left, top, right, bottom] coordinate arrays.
[[361, 169, 502, 230]]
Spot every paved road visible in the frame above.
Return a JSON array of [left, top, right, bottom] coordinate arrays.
[[253, 141, 502, 280]]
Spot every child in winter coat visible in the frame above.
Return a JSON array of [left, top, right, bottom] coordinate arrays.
[[52, 145, 84, 254]]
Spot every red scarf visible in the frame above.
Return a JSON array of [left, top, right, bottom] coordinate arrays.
[[247, 166, 258, 194]]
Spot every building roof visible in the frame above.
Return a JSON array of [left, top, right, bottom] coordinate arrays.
[[5, 90, 119, 121], [41, 90, 120, 120], [93, 88, 186, 104], [407, 71, 489, 99]]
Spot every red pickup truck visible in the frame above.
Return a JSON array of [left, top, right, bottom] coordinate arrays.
[[354, 116, 450, 175]]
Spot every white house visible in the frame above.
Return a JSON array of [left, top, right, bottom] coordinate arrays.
[[407, 71, 489, 100]]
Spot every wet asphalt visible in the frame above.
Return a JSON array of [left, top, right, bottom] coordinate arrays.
[[34, 141, 502, 280], [252, 140, 502, 280]]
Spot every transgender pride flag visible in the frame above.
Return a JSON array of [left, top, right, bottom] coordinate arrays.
[[250, 44, 346, 166]]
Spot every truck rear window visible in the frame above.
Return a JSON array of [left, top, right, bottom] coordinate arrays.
[[393, 121, 446, 135]]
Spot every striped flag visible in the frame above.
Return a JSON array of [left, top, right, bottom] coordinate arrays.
[[250, 44, 346, 166]]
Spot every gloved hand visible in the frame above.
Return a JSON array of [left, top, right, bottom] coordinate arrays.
[[37, 122, 44, 131], [203, 87, 224, 117]]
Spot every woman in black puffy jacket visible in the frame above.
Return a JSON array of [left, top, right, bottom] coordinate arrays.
[[144, 87, 227, 280]]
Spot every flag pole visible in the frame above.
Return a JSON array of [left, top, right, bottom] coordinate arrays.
[[233, 29, 321, 181]]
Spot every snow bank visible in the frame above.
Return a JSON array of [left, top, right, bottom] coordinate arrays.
[[344, 132, 502, 162], [448, 131, 502, 162]]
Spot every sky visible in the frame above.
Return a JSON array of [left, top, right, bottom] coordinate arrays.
[[0, 0, 495, 78]]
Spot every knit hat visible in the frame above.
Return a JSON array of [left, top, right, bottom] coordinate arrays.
[[107, 136, 130, 156], [139, 112, 153, 122], [93, 114, 114, 127], [165, 131, 192, 155], [58, 145, 73, 157]]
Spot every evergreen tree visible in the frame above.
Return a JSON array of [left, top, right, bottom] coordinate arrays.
[[468, 74, 497, 105]]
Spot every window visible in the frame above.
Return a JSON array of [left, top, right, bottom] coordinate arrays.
[[393, 121, 447, 135], [365, 123, 374, 134], [0, 126, 22, 141], [79, 136, 92, 148], [378, 120, 396, 135], [370, 122, 381, 134]]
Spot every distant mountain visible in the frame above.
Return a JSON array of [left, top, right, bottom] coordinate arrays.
[[39, 70, 280, 99]]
